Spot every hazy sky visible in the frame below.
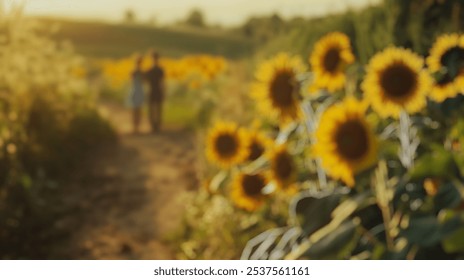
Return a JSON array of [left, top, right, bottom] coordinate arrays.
[[7, 0, 380, 26]]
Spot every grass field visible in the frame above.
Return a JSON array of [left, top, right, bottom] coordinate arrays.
[[37, 17, 254, 59]]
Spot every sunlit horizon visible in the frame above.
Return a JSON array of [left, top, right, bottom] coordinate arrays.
[[5, 0, 381, 26]]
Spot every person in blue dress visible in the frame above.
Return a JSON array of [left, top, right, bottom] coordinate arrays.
[[128, 56, 145, 133]]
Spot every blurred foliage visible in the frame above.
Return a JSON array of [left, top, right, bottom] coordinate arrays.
[[182, 8, 206, 28], [239, 14, 287, 44], [170, 190, 288, 260], [0, 7, 116, 258], [256, 0, 464, 64]]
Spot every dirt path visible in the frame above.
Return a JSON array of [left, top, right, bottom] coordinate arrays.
[[53, 103, 198, 259]]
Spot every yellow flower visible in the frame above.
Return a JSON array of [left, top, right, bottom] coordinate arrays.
[[268, 144, 297, 191], [362, 47, 432, 118], [251, 53, 306, 124], [309, 32, 355, 93], [427, 34, 463, 72], [231, 172, 269, 211], [206, 121, 249, 168], [427, 34, 464, 102], [313, 97, 378, 187], [244, 129, 273, 162], [430, 77, 461, 103]]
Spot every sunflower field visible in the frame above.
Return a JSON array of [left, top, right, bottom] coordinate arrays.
[[190, 13, 464, 259], [4, 0, 464, 261], [99, 54, 228, 91], [95, 53, 229, 128]]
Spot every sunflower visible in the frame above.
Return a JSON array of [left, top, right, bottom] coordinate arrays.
[[362, 47, 432, 118], [268, 144, 297, 191], [206, 121, 249, 168], [231, 171, 269, 211], [427, 33, 464, 102], [430, 76, 461, 102], [243, 129, 272, 162], [309, 32, 355, 93], [313, 97, 378, 187], [251, 53, 306, 124]]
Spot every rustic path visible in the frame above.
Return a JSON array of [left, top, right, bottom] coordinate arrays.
[[52, 103, 198, 259]]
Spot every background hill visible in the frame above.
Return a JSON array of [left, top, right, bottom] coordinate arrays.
[[37, 17, 254, 59]]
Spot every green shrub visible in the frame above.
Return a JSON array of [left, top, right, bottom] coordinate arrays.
[[0, 7, 116, 259]]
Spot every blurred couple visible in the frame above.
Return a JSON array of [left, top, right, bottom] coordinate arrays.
[[127, 51, 165, 134]]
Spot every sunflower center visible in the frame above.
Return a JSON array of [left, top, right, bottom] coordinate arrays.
[[274, 152, 293, 180], [437, 73, 453, 86], [270, 70, 295, 107], [248, 141, 264, 161], [215, 134, 237, 158], [440, 46, 464, 71], [242, 174, 266, 196], [335, 120, 369, 161], [323, 48, 341, 73], [380, 63, 417, 99]]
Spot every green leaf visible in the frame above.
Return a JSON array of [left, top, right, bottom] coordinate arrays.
[[295, 193, 342, 236], [454, 154, 464, 178], [401, 215, 461, 247], [402, 216, 439, 246], [449, 119, 464, 140], [442, 228, 464, 254], [20, 175, 33, 189], [383, 245, 409, 260], [372, 244, 387, 260], [434, 183, 462, 211], [408, 146, 460, 181], [393, 181, 425, 210], [303, 219, 358, 259]]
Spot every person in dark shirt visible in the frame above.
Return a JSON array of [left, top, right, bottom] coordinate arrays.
[[144, 51, 165, 132]]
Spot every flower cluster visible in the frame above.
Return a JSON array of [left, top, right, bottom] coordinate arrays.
[[203, 32, 464, 259], [99, 54, 228, 90]]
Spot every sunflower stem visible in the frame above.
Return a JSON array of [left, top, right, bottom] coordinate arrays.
[[357, 224, 383, 247], [301, 99, 328, 189], [398, 111, 419, 170], [241, 227, 287, 260], [372, 160, 395, 251], [269, 227, 301, 260]]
